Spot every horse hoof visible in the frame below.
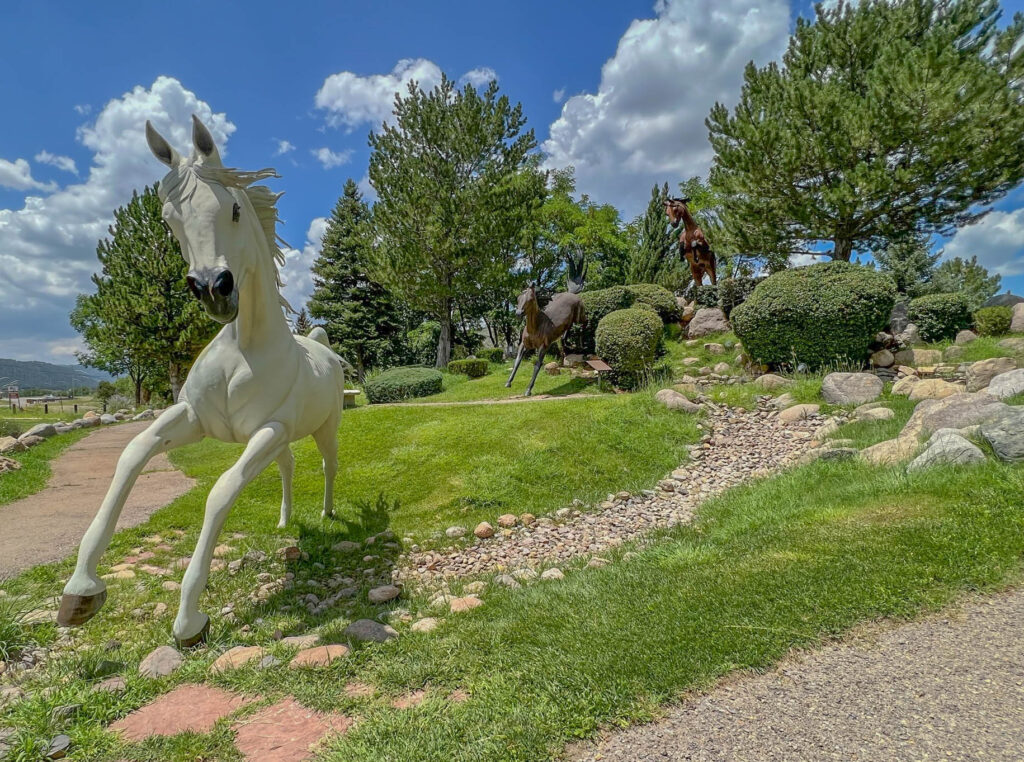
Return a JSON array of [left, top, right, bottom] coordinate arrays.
[[57, 590, 107, 627], [174, 615, 210, 649]]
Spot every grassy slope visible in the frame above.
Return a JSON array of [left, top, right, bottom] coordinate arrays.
[[0, 428, 90, 507], [414, 362, 604, 403]]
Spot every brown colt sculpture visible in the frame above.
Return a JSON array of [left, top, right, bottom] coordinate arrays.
[[665, 196, 717, 286]]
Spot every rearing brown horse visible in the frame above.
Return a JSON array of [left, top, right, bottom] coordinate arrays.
[[665, 197, 717, 286], [506, 284, 587, 397]]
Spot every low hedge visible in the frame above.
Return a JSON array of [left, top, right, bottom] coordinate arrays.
[[595, 308, 664, 390], [908, 293, 971, 342], [365, 366, 443, 403], [447, 358, 489, 378], [476, 347, 505, 363], [731, 261, 896, 369], [973, 306, 1013, 337], [624, 283, 680, 323]]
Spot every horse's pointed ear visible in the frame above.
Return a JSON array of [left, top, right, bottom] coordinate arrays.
[[191, 114, 222, 165], [146, 121, 180, 167]]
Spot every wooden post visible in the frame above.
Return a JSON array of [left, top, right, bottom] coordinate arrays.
[[44, 403, 49, 414], [74, 404, 78, 413]]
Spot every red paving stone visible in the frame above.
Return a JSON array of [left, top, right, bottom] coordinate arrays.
[[233, 698, 354, 761], [108, 684, 250, 741]]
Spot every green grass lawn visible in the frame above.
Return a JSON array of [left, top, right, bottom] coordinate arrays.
[[0, 428, 90, 507], [413, 362, 605, 403], [921, 334, 1024, 363]]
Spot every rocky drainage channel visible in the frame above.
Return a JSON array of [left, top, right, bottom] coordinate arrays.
[[394, 399, 833, 593]]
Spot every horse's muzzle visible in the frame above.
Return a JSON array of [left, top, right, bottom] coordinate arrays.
[[187, 268, 239, 324]]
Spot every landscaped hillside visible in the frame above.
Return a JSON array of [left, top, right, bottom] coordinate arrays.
[[0, 358, 110, 392]]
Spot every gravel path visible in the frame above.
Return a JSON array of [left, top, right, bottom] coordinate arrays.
[[569, 588, 1024, 761], [0, 421, 194, 579], [396, 403, 822, 586]]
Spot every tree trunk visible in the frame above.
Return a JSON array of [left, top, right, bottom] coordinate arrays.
[[832, 238, 853, 262], [436, 311, 453, 368], [133, 376, 143, 406], [169, 361, 184, 403]]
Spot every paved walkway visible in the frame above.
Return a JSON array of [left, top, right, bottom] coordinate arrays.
[[570, 588, 1024, 761], [0, 421, 194, 579]]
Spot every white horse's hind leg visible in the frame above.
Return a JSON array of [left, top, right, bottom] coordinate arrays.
[[59, 403, 201, 626], [276, 446, 294, 528], [174, 422, 287, 646], [312, 413, 339, 519]]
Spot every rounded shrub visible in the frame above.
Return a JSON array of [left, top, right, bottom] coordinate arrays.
[[624, 283, 680, 323], [364, 366, 443, 404], [731, 261, 896, 369], [717, 276, 762, 318], [447, 358, 489, 378], [908, 293, 971, 342], [595, 308, 664, 390], [574, 286, 633, 351], [972, 305, 1013, 337], [694, 284, 719, 308], [477, 347, 505, 363]]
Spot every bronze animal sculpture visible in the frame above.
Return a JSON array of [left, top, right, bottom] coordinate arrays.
[[506, 271, 587, 397], [665, 197, 717, 286]]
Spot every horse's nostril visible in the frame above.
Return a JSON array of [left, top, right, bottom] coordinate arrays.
[[213, 271, 234, 297], [186, 275, 204, 300]]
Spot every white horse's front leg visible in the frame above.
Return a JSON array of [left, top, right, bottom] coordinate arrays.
[[276, 446, 294, 529], [312, 413, 339, 519], [59, 402, 202, 626], [173, 422, 287, 646]]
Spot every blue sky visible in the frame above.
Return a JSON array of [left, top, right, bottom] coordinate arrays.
[[2, 0, 1023, 363]]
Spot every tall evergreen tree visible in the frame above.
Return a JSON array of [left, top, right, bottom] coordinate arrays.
[[930, 255, 1002, 311], [873, 234, 940, 297], [309, 179, 406, 379], [625, 183, 676, 285], [70, 186, 217, 403], [368, 75, 545, 367], [292, 307, 314, 335], [708, 0, 1024, 267]]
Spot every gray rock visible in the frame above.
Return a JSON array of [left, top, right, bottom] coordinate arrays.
[[23, 423, 57, 439], [0, 436, 25, 454], [998, 337, 1024, 353], [445, 526, 467, 539], [687, 308, 729, 338], [966, 357, 1017, 392], [870, 349, 895, 368], [889, 302, 910, 335], [654, 388, 700, 413], [138, 645, 183, 678], [132, 409, 155, 421], [821, 373, 883, 405], [331, 540, 361, 553], [753, 374, 792, 390], [907, 432, 986, 472], [99, 414, 117, 425], [45, 734, 71, 760], [897, 323, 921, 346], [818, 447, 859, 461], [344, 618, 399, 643], [17, 434, 44, 447], [368, 584, 401, 604], [981, 408, 1024, 463], [955, 330, 978, 345], [1011, 302, 1024, 333], [902, 393, 1010, 441], [984, 369, 1024, 400]]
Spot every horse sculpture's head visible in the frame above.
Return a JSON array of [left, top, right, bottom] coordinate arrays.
[[515, 283, 537, 317], [664, 197, 691, 228], [145, 116, 253, 324]]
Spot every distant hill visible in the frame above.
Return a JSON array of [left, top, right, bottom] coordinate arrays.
[[0, 358, 112, 392]]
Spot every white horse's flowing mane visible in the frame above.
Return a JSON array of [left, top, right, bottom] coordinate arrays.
[[158, 161, 293, 311]]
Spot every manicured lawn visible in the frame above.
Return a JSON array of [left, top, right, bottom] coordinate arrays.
[[414, 362, 604, 403]]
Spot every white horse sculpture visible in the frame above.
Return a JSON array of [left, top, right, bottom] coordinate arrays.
[[58, 116, 346, 647]]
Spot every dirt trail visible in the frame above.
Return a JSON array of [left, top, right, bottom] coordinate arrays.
[[0, 421, 194, 579]]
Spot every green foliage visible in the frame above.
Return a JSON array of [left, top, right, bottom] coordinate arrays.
[[708, 0, 1024, 267], [973, 306, 1013, 336], [368, 75, 545, 367], [731, 261, 896, 368], [624, 283, 680, 323], [573, 286, 633, 351], [364, 366, 444, 404], [69, 186, 217, 403], [873, 234, 940, 297], [595, 308, 664, 389], [477, 348, 505, 363], [625, 183, 678, 286], [406, 321, 441, 365], [694, 284, 719, 308], [717, 277, 761, 318], [447, 359, 489, 378], [908, 292, 972, 341], [930, 255, 1002, 312], [292, 308, 315, 335], [94, 381, 116, 405]]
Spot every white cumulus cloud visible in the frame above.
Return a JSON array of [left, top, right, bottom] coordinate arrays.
[[553, 87, 566, 103], [0, 158, 57, 192], [275, 139, 295, 155], [312, 147, 353, 169], [461, 67, 498, 87], [0, 76, 234, 361], [35, 150, 78, 175], [279, 216, 329, 312], [943, 208, 1024, 278], [543, 0, 790, 217]]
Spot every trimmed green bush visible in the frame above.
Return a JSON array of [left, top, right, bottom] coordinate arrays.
[[595, 308, 664, 390], [447, 358, 489, 378], [624, 283, 680, 323], [574, 286, 633, 351], [694, 284, 719, 308], [365, 366, 443, 403], [731, 261, 896, 369], [973, 306, 1013, 337], [476, 347, 505, 363], [908, 293, 971, 342], [717, 276, 762, 318]]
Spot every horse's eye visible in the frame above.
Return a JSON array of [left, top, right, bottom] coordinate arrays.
[[232, 202, 240, 222]]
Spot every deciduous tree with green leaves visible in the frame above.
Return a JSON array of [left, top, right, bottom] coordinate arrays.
[[708, 0, 1024, 267], [308, 179, 409, 380], [70, 186, 217, 403], [930, 255, 1002, 311], [367, 75, 544, 367]]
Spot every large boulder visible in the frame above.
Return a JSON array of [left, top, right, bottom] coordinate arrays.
[[778, 404, 820, 423], [1012, 303, 1024, 333], [821, 372, 883, 405], [891, 375, 920, 396], [870, 349, 895, 368], [687, 307, 729, 338], [897, 323, 922, 346], [654, 388, 700, 413], [965, 357, 1017, 392], [954, 330, 978, 345], [908, 379, 964, 401], [888, 301, 910, 335], [22, 423, 57, 439], [985, 369, 1024, 400], [859, 436, 920, 466], [980, 407, 1024, 462], [753, 373, 792, 390], [901, 393, 1010, 442], [0, 436, 26, 454], [894, 348, 942, 367], [998, 338, 1024, 354], [906, 430, 986, 472], [983, 292, 1024, 308]]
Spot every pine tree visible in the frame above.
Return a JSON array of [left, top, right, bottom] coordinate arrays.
[[70, 186, 218, 403], [930, 255, 1002, 311], [625, 183, 676, 285], [309, 179, 406, 380], [708, 0, 1024, 267], [292, 308, 314, 335], [873, 234, 940, 297]]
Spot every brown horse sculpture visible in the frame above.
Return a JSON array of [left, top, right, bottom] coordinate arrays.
[[665, 197, 717, 286], [506, 284, 587, 397]]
